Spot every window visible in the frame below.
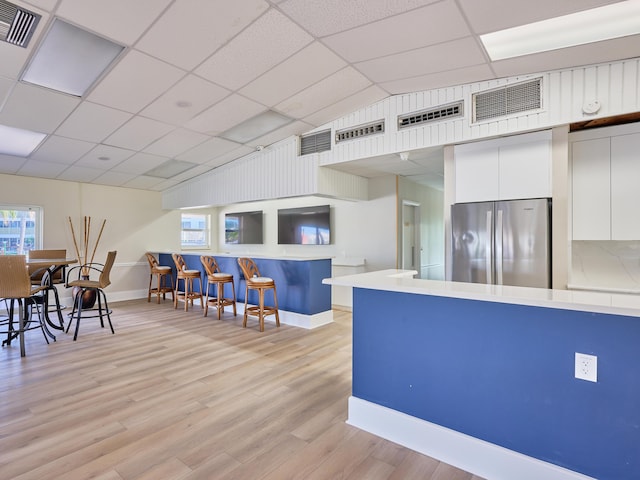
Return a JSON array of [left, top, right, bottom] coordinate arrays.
[[181, 213, 210, 249], [0, 205, 42, 254]]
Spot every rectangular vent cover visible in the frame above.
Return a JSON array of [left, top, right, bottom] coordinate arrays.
[[335, 120, 385, 143], [398, 102, 463, 129], [0, 0, 40, 48], [473, 78, 542, 122], [300, 129, 331, 156]]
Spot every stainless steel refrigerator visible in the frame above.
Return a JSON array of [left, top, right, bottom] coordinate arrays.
[[451, 198, 551, 288]]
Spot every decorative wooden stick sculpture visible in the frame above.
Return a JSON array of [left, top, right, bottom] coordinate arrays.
[[68, 216, 107, 276]]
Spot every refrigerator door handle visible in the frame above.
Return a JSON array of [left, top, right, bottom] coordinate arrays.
[[496, 208, 503, 285], [485, 210, 492, 284]]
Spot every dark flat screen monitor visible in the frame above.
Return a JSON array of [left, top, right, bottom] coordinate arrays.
[[278, 205, 331, 245], [225, 211, 263, 244]]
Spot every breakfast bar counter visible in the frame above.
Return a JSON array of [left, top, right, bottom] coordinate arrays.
[[323, 270, 640, 480]]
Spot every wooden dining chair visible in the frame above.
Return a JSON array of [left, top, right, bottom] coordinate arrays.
[[200, 255, 236, 319], [65, 251, 117, 341], [0, 255, 50, 356], [237, 257, 279, 332]]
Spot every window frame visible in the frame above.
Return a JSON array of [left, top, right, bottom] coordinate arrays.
[[180, 212, 210, 250], [0, 204, 43, 255]]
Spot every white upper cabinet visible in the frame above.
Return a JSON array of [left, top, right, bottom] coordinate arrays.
[[454, 131, 552, 203], [570, 123, 640, 240]]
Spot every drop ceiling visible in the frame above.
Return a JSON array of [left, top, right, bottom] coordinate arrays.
[[0, 0, 638, 191]]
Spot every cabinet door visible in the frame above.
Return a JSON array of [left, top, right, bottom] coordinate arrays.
[[499, 140, 552, 200], [611, 132, 640, 239], [454, 147, 499, 203], [571, 138, 610, 240]]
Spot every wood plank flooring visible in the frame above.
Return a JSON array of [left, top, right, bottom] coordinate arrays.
[[0, 299, 485, 480]]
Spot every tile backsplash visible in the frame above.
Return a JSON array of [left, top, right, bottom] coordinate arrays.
[[570, 241, 640, 293]]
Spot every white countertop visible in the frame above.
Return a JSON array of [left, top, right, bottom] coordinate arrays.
[[323, 269, 640, 318], [160, 251, 332, 261]]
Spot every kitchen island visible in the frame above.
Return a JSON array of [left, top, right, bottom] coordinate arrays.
[[323, 270, 640, 480], [159, 252, 332, 328]]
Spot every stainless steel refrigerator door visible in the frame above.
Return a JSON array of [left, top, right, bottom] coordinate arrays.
[[495, 198, 550, 288], [451, 202, 494, 284]]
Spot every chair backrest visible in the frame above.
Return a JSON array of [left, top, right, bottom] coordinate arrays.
[[237, 257, 260, 280], [200, 255, 220, 276], [145, 252, 159, 269], [28, 249, 66, 282], [172, 253, 186, 271], [0, 255, 32, 299], [99, 251, 117, 288]]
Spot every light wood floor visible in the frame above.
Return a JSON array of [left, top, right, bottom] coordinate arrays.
[[1, 299, 485, 480]]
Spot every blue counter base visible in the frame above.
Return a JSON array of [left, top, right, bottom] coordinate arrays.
[[347, 397, 595, 480]]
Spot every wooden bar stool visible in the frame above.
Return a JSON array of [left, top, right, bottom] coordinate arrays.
[[237, 257, 279, 332], [200, 256, 236, 319], [145, 252, 174, 303], [171, 253, 203, 311]]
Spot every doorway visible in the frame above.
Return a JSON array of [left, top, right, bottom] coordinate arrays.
[[402, 201, 421, 277]]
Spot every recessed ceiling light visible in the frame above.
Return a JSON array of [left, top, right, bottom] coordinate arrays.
[[97, 156, 110, 161], [21, 18, 124, 96], [176, 100, 192, 108], [220, 110, 293, 143], [0, 124, 46, 156], [480, 2, 640, 61]]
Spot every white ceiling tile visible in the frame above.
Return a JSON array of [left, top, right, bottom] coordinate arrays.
[[55, 102, 132, 143], [0, 154, 27, 174], [56, 165, 103, 183], [104, 116, 175, 151], [87, 50, 185, 114], [0, 83, 80, 133], [122, 175, 166, 190], [30, 135, 95, 164], [204, 145, 255, 168], [91, 170, 133, 187], [240, 42, 347, 107], [185, 95, 266, 135], [176, 137, 242, 164], [280, 0, 439, 37], [195, 9, 312, 90], [275, 67, 372, 119], [140, 75, 230, 126], [56, 0, 172, 45], [76, 144, 134, 169], [303, 85, 388, 127], [458, 0, 622, 34], [21, 0, 56, 10], [112, 152, 168, 175], [323, 1, 470, 63], [143, 129, 210, 158], [248, 120, 312, 148], [135, 0, 269, 70], [0, 77, 14, 106], [17, 159, 69, 177], [380, 64, 494, 94], [355, 37, 486, 83]]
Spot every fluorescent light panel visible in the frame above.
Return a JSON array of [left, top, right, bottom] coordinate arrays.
[[220, 110, 293, 143], [21, 18, 124, 96], [481, 2, 640, 61], [0, 124, 46, 156]]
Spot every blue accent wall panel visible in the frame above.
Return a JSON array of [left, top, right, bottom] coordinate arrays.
[[158, 253, 331, 315], [352, 287, 640, 480]]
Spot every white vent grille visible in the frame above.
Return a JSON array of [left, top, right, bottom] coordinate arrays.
[[473, 78, 542, 122], [335, 120, 385, 143], [398, 102, 463, 129], [0, 0, 39, 47], [300, 129, 331, 155]]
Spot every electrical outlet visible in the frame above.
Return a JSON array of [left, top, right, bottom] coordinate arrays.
[[575, 353, 598, 382]]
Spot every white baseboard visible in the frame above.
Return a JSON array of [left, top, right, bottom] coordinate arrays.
[[347, 397, 595, 480]]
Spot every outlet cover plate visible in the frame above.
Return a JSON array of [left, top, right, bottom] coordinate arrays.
[[575, 353, 598, 382]]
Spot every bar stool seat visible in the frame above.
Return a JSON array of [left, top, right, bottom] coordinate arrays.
[[237, 257, 279, 332], [200, 256, 236, 319], [171, 253, 202, 311], [145, 252, 174, 303]]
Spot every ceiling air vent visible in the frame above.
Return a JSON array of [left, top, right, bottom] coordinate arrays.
[[335, 120, 385, 143], [0, 0, 40, 48], [398, 102, 463, 129], [299, 129, 331, 156], [473, 77, 542, 122]]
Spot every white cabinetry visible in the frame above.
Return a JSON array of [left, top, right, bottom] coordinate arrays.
[[571, 125, 640, 240], [454, 131, 552, 203]]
